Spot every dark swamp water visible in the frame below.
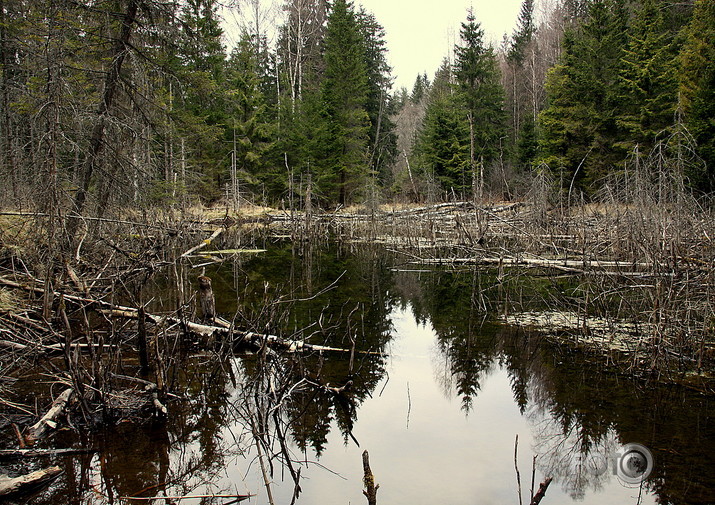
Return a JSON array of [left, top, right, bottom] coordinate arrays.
[[3, 239, 714, 505]]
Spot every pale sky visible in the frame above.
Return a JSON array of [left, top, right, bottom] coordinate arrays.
[[356, 0, 524, 90], [222, 0, 526, 91]]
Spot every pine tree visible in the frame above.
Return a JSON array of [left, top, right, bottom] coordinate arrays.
[[321, 0, 370, 206], [454, 9, 505, 198]]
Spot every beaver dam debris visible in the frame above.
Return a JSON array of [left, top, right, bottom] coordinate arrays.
[[1, 198, 714, 501]]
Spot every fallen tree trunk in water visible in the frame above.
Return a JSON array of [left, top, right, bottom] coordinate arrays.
[[0, 448, 96, 459], [24, 388, 74, 446], [0, 466, 62, 497], [0, 275, 364, 354]]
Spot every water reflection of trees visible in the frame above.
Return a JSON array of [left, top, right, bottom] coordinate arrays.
[[10, 244, 714, 505], [392, 264, 714, 505]]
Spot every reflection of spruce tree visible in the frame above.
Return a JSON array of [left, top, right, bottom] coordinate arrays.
[[423, 272, 498, 411]]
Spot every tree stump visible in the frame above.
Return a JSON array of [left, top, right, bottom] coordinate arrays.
[[197, 275, 216, 323]]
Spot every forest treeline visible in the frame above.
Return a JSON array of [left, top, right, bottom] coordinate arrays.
[[0, 0, 713, 216]]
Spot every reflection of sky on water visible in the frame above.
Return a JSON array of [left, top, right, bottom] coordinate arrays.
[[223, 305, 656, 505]]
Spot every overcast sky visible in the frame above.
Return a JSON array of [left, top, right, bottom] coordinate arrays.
[[356, 0, 524, 90], [222, 0, 526, 91]]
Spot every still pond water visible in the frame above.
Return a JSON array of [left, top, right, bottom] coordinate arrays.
[[14, 241, 715, 504]]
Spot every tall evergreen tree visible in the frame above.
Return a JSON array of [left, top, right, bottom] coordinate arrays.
[[415, 60, 469, 195], [225, 34, 276, 199], [679, 0, 715, 188], [356, 7, 397, 186], [175, 0, 228, 202], [506, 0, 537, 169], [617, 0, 679, 155], [538, 0, 628, 191], [321, 0, 370, 205], [454, 9, 505, 198]]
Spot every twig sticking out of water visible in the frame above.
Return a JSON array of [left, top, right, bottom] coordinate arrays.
[[362, 450, 379, 505]]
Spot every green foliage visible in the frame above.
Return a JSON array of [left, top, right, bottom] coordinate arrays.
[[454, 9, 505, 194], [679, 0, 715, 189], [410, 73, 429, 103], [616, 0, 679, 153], [225, 34, 277, 197], [356, 8, 398, 186], [415, 61, 470, 194], [320, 0, 370, 205], [538, 0, 629, 192]]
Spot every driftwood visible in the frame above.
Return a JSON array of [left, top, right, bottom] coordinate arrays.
[[0, 466, 62, 497], [412, 255, 655, 273], [362, 450, 379, 505], [24, 388, 74, 446], [0, 275, 358, 355], [0, 339, 116, 354]]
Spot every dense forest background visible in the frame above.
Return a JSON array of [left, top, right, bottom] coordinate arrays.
[[0, 0, 713, 215]]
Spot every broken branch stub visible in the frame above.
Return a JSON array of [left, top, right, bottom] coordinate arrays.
[[362, 450, 379, 505]]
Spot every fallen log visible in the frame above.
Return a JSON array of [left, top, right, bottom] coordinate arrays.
[[0, 275, 358, 354], [121, 493, 253, 501], [180, 226, 225, 258], [0, 466, 62, 497], [0, 448, 96, 460], [24, 388, 74, 446], [99, 308, 355, 354]]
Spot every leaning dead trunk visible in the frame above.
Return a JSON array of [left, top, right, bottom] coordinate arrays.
[[67, 0, 139, 243], [362, 450, 379, 505]]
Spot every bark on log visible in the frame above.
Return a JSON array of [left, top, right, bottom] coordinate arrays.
[[24, 388, 73, 446], [530, 477, 553, 505], [0, 466, 62, 497], [362, 450, 379, 505]]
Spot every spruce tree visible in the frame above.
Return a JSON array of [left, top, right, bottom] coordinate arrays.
[[175, 0, 228, 202], [225, 34, 276, 199], [356, 8, 397, 186], [679, 0, 715, 188], [454, 9, 505, 198], [538, 0, 628, 192], [321, 0, 370, 206], [415, 60, 469, 195], [617, 0, 679, 155]]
